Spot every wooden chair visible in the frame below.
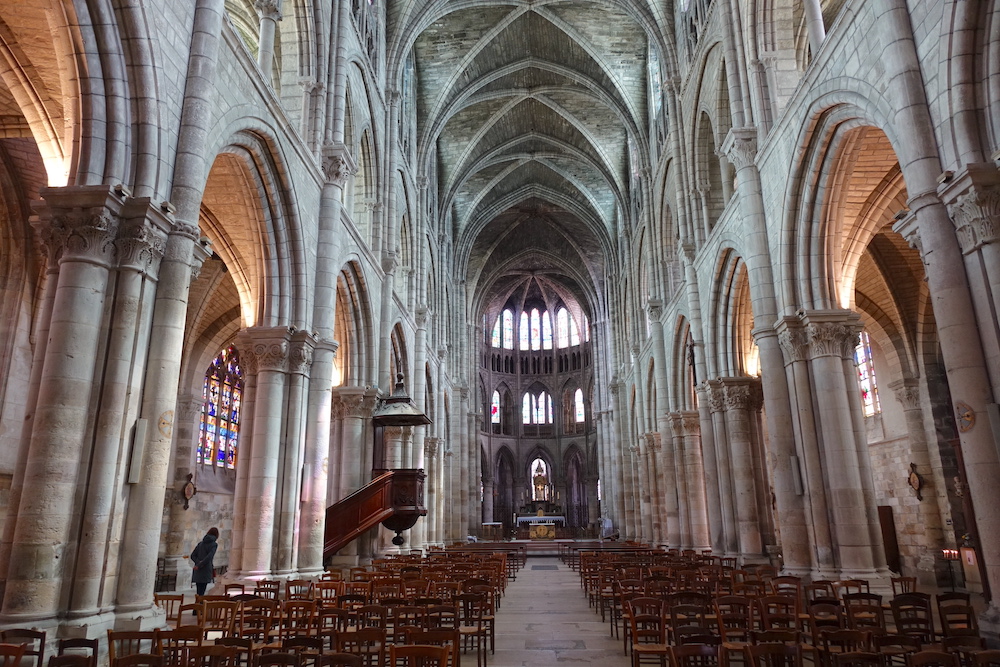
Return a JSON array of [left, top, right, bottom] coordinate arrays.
[[187, 645, 237, 667], [156, 626, 204, 667], [404, 630, 461, 667], [875, 634, 922, 667], [281, 637, 323, 667], [908, 652, 960, 667], [154, 594, 185, 626], [628, 598, 670, 667], [750, 630, 801, 646], [843, 594, 884, 632], [202, 600, 240, 639], [47, 656, 91, 667], [224, 584, 246, 597], [672, 643, 721, 667], [0, 646, 27, 667], [942, 636, 986, 667], [278, 600, 318, 639], [254, 581, 281, 601], [334, 627, 384, 667], [286, 580, 315, 601], [815, 629, 872, 667], [57, 638, 99, 667], [256, 653, 300, 667], [315, 655, 361, 667], [833, 653, 882, 667], [745, 643, 804, 667], [758, 596, 800, 631], [456, 593, 489, 667], [213, 638, 252, 667], [891, 578, 917, 597], [972, 651, 1000, 667], [834, 581, 870, 600], [892, 594, 935, 645], [0, 629, 45, 667], [389, 645, 450, 667], [114, 656, 162, 667], [108, 631, 158, 667]]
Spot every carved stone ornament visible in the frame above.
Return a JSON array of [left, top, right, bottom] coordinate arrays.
[[254, 0, 283, 21], [805, 321, 860, 359], [891, 380, 921, 410], [321, 143, 357, 186], [907, 462, 924, 501], [423, 437, 439, 459], [722, 127, 758, 171], [117, 216, 168, 273], [954, 401, 975, 432], [777, 322, 809, 363], [181, 473, 197, 510], [723, 384, 757, 411], [948, 185, 1000, 254], [680, 411, 701, 433], [289, 333, 317, 375], [707, 383, 726, 412]]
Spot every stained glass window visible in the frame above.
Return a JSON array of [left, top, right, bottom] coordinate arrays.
[[491, 390, 501, 424], [583, 314, 590, 341], [198, 346, 243, 469], [519, 312, 529, 350], [556, 308, 569, 348], [855, 331, 881, 417], [575, 388, 585, 422], [530, 309, 541, 351], [569, 315, 580, 346], [522, 393, 532, 423], [491, 316, 501, 347], [502, 309, 514, 349], [542, 311, 552, 350]]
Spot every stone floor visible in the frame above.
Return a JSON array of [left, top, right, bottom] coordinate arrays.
[[490, 556, 631, 667]]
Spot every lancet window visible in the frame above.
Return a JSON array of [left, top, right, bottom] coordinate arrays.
[[198, 345, 243, 469], [855, 331, 881, 417]]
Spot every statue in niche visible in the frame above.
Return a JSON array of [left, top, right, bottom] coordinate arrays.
[[532, 460, 549, 501]]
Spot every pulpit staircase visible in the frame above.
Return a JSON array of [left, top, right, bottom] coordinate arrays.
[[323, 468, 426, 560]]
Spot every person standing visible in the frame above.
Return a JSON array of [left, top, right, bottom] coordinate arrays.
[[190, 527, 219, 596]]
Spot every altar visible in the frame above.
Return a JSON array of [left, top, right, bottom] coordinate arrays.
[[516, 515, 566, 526], [529, 523, 556, 540]]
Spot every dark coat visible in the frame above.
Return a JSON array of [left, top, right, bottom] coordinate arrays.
[[190, 533, 218, 584]]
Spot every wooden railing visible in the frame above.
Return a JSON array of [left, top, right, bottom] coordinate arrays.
[[323, 469, 427, 560]]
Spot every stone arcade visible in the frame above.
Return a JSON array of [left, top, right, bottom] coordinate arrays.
[[0, 0, 999, 644]]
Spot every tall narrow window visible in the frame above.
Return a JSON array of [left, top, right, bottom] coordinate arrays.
[[491, 390, 501, 424], [530, 308, 541, 350], [522, 393, 532, 423], [556, 308, 570, 348], [542, 311, 553, 350], [519, 312, 529, 350], [199, 346, 243, 469], [855, 331, 881, 416], [502, 309, 514, 349], [583, 314, 590, 341], [575, 388, 585, 422], [491, 316, 501, 347], [569, 315, 580, 346]]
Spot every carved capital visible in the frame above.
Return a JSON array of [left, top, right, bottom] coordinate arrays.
[[289, 331, 318, 375], [721, 379, 762, 411], [707, 381, 725, 413], [776, 318, 809, 363], [949, 185, 1000, 254], [117, 199, 171, 274], [416, 176, 429, 190], [646, 298, 663, 321], [679, 410, 701, 433], [645, 432, 661, 453], [239, 327, 292, 372], [415, 305, 429, 328], [424, 437, 439, 459], [381, 251, 398, 274], [33, 186, 127, 266], [255, 0, 283, 20], [721, 127, 758, 170], [321, 142, 357, 186], [890, 378, 921, 410]]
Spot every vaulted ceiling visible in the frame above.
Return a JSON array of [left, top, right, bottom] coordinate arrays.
[[393, 0, 660, 317]]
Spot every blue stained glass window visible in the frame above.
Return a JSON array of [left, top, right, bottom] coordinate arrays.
[[522, 393, 531, 423], [502, 309, 514, 349], [542, 311, 552, 350], [855, 331, 881, 417], [530, 309, 541, 351], [519, 312, 529, 350], [198, 345, 243, 469], [556, 308, 569, 348], [491, 317, 501, 347]]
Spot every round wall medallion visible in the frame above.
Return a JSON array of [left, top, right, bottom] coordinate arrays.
[[954, 402, 975, 432]]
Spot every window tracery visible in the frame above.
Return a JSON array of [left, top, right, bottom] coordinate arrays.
[[198, 346, 243, 469]]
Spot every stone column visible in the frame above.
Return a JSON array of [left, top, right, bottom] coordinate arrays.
[[801, 310, 887, 578], [668, 413, 689, 547], [720, 377, 765, 560], [70, 198, 169, 618], [648, 299, 679, 544], [646, 433, 665, 544], [164, 396, 205, 585], [637, 437, 655, 542], [229, 347, 259, 577], [1, 186, 123, 621], [723, 126, 811, 574], [254, 0, 282, 83], [889, 378, 947, 577], [443, 449, 455, 543], [423, 438, 439, 544], [695, 388, 725, 553], [235, 327, 290, 577], [117, 208, 208, 613], [680, 411, 711, 549], [776, 317, 834, 576], [802, 0, 826, 54], [275, 332, 315, 575], [707, 381, 738, 555]]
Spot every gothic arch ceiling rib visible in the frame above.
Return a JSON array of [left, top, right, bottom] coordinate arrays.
[[413, 2, 648, 241]]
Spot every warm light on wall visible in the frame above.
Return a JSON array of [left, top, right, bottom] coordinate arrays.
[[45, 157, 69, 187], [332, 357, 343, 387], [745, 342, 760, 377]]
